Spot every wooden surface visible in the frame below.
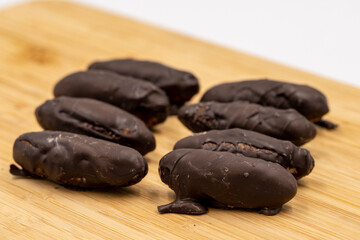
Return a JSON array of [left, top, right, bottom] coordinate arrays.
[[0, 1, 359, 239]]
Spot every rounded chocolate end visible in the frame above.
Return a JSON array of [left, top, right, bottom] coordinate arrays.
[[285, 117, 317, 146], [292, 148, 315, 179], [158, 151, 185, 186], [290, 86, 329, 121]]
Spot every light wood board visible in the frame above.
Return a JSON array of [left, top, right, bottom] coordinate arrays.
[[0, 1, 359, 239]]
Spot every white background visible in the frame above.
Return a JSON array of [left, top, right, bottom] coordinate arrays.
[[1, 0, 359, 87]]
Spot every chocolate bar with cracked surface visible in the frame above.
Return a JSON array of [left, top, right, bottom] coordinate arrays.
[[35, 97, 155, 155], [178, 101, 317, 146], [174, 129, 314, 179]]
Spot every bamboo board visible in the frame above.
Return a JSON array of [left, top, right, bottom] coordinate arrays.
[[0, 1, 359, 239]]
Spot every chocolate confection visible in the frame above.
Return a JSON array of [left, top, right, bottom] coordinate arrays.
[[88, 59, 199, 113], [201, 79, 337, 129], [158, 149, 297, 215], [53, 70, 169, 127], [178, 101, 317, 146], [35, 97, 155, 155], [10, 131, 148, 188], [174, 129, 314, 179]]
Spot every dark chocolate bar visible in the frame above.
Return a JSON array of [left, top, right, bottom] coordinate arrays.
[[158, 149, 297, 215], [89, 59, 199, 112], [10, 131, 148, 188], [201, 79, 337, 129], [35, 97, 155, 155], [174, 129, 314, 179], [178, 101, 317, 146], [54, 70, 169, 127]]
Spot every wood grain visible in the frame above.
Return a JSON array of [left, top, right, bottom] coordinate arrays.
[[0, 1, 359, 239]]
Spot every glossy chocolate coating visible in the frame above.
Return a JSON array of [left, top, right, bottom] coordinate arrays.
[[178, 101, 316, 146], [35, 97, 155, 155], [201, 79, 336, 128], [53, 70, 169, 127], [10, 131, 148, 188], [88, 59, 200, 110], [158, 149, 297, 215], [174, 129, 314, 179]]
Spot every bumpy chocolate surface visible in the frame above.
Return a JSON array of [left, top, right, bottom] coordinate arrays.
[[53, 70, 169, 127], [35, 97, 155, 155], [10, 131, 148, 188], [88, 59, 200, 110], [201, 79, 337, 129], [158, 149, 297, 215], [174, 129, 314, 179], [178, 101, 316, 146]]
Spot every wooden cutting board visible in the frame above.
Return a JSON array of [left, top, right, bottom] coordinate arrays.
[[0, 1, 359, 239]]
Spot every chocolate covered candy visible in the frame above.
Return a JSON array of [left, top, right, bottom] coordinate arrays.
[[35, 97, 155, 155], [178, 101, 316, 146], [54, 70, 169, 127], [174, 129, 314, 179], [88, 59, 199, 112], [201, 79, 337, 129], [158, 149, 297, 215], [10, 131, 148, 188]]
